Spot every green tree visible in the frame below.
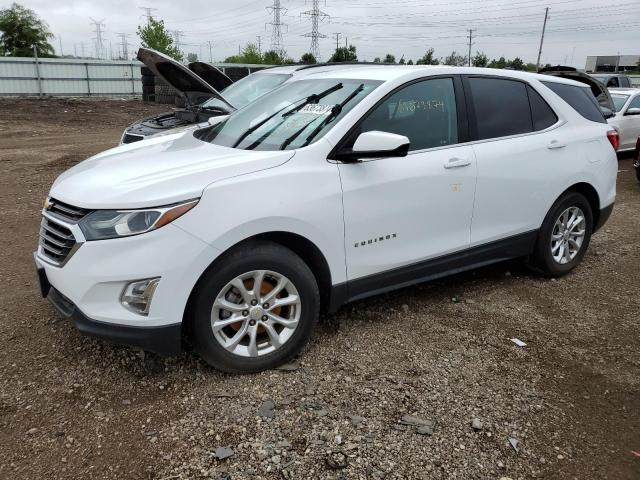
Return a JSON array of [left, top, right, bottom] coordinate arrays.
[[508, 57, 525, 70], [416, 48, 439, 65], [0, 3, 54, 57], [383, 53, 396, 64], [329, 45, 357, 63], [407, 59, 414, 65], [225, 43, 262, 64], [263, 49, 293, 65], [488, 56, 508, 69], [186, 52, 198, 63], [524, 62, 538, 72], [444, 50, 466, 66], [399, 57, 406, 65], [137, 17, 182, 61], [471, 51, 488, 67], [373, 57, 381, 63], [300, 52, 317, 64]]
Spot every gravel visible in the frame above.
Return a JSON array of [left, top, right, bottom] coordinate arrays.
[[0, 98, 638, 480]]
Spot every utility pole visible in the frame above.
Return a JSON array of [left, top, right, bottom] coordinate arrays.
[[139, 7, 157, 22], [116, 33, 131, 60], [58, 35, 63, 56], [256, 35, 262, 55], [206, 40, 214, 62], [89, 18, 106, 59], [303, 0, 329, 60], [333, 32, 341, 50], [615, 51, 620, 73], [267, 0, 287, 55], [467, 29, 475, 66], [535, 7, 549, 71]]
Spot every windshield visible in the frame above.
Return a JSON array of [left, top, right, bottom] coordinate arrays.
[[195, 78, 382, 151], [611, 94, 630, 112], [203, 73, 290, 110]]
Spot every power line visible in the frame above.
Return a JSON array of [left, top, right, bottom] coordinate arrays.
[[266, 0, 287, 54], [170, 30, 185, 51], [302, 0, 329, 60]]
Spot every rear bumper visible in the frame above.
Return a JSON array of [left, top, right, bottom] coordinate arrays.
[[47, 286, 182, 356], [594, 203, 614, 233]]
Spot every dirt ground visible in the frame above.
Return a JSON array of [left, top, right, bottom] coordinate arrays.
[[0, 97, 638, 480]]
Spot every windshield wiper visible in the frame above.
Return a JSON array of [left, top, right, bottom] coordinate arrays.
[[287, 83, 364, 149], [233, 83, 343, 149]]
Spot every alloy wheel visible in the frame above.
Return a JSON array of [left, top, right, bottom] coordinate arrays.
[[550, 206, 586, 265], [210, 270, 301, 357]]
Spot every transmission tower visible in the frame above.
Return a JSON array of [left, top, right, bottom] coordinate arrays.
[[302, 0, 329, 60], [116, 33, 131, 60], [139, 7, 157, 22], [90, 18, 106, 59], [266, 0, 287, 54], [171, 30, 185, 51]]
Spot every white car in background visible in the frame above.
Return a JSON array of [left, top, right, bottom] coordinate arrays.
[[36, 66, 618, 373], [608, 88, 640, 151]]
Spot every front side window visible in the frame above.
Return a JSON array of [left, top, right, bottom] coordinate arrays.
[[541, 81, 606, 123], [195, 78, 382, 151], [468, 77, 533, 140], [611, 94, 630, 112], [357, 77, 458, 151], [627, 95, 640, 110]]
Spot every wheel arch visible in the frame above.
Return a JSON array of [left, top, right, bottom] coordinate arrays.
[[562, 182, 601, 230], [182, 231, 338, 345]]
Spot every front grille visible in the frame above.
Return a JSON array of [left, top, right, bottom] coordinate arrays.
[[47, 198, 91, 222], [39, 198, 90, 265], [39, 217, 76, 264], [122, 133, 144, 144]]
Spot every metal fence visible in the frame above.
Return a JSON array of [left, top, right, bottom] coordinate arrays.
[[0, 57, 143, 97], [2, 56, 639, 96]]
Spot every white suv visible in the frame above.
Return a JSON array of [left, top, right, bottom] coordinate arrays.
[[35, 66, 618, 372]]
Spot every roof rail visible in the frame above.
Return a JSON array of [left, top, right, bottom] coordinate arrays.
[[294, 62, 401, 71]]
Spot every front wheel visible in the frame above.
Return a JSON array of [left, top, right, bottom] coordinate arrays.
[[528, 191, 593, 277], [190, 241, 319, 373]]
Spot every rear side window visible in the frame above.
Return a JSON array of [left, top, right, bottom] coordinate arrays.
[[541, 81, 606, 123], [467, 77, 532, 140], [527, 85, 558, 130]]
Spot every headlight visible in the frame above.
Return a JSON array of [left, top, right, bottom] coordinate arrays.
[[78, 199, 198, 241]]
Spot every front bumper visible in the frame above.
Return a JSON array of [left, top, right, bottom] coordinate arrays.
[[35, 222, 220, 353], [46, 284, 181, 356]]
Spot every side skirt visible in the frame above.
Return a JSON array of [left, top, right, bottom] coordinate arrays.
[[328, 230, 538, 311]]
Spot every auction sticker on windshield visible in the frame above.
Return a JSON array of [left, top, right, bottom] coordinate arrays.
[[299, 104, 335, 115]]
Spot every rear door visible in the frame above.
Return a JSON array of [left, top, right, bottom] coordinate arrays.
[[337, 76, 477, 285], [463, 76, 569, 245]]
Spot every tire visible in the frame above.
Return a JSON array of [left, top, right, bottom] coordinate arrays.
[[528, 191, 593, 277], [190, 241, 320, 373], [635, 167, 640, 183], [141, 74, 155, 86]]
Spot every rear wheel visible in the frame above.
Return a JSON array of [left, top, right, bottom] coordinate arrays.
[[191, 241, 319, 373], [529, 191, 593, 277]]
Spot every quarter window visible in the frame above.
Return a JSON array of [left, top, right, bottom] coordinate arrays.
[[527, 85, 558, 131], [358, 78, 458, 151], [541, 81, 606, 123], [627, 96, 640, 110], [467, 77, 533, 140]]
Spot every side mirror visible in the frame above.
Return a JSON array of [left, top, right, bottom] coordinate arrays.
[[624, 107, 640, 116], [335, 131, 410, 162]]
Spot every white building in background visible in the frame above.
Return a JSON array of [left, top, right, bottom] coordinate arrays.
[[586, 55, 640, 73]]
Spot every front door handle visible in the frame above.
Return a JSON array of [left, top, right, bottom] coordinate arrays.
[[547, 140, 566, 150], [444, 157, 472, 169]]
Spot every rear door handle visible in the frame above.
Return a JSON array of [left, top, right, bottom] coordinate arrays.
[[444, 157, 472, 169], [547, 140, 566, 150]]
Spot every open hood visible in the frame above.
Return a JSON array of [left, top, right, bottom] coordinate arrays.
[[137, 47, 235, 110], [188, 62, 233, 91], [539, 66, 615, 113]]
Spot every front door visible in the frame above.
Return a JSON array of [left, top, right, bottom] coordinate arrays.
[[337, 77, 477, 288]]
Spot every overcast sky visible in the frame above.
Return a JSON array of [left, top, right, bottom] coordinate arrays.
[[13, 0, 640, 67]]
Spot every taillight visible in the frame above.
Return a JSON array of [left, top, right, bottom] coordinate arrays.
[[607, 130, 619, 152]]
